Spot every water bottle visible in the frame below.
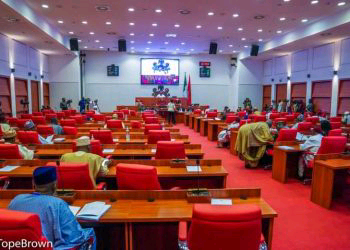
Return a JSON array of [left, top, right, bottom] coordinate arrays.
[[126, 127, 130, 141]]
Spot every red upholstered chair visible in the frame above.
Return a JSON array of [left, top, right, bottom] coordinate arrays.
[[329, 129, 342, 136], [70, 115, 84, 125], [280, 112, 288, 117], [144, 124, 162, 135], [269, 113, 280, 120], [142, 112, 154, 119], [37, 125, 55, 136], [0, 144, 23, 159], [114, 112, 124, 119], [261, 111, 267, 115], [207, 112, 217, 119], [130, 110, 137, 116], [330, 122, 341, 130], [293, 112, 300, 119], [56, 112, 65, 119], [144, 116, 160, 124], [155, 141, 186, 159], [0, 126, 2, 138], [16, 119, 30, 129], [131, 121, 142, 129], [306, 116, 319, 125], [63, 110, 72, 117], [226, 115, 238, 124], [45, 113, 57, 121], [46, 163, 106, 190], [42, 109, 52, 115], [17, 131, 41, 144], [193, 109, 201, 115], [254, 115, 266, 122], [285, 115, 295, 123], [178, 204, 263, 250], [107, 120, 123, 129], [275, 117, 287, 125], [116, 163, 162, 190], [148, 130, 171, 144], [32, 116, 47, 125], [85, 111, 95, 119], [90, 130, 114, 144], [330, 117, 342, 123], [69, 109, 77, 116], [121, 109, 130, 115], [237, 111, 246, 118], [0, 209, 52, 250], [63, 126, 78, 135], [0, 176, 10, 189], [72, 139, 103, 157], [297, 122, 313, 134], [60, 119, 76, 127], [21, 114, 33, 119], [32, 112, 43, 116], [7, 117, 18, 126], [276, 128, 298, 142], [239, 119, 251, 128], [93, 114, 106, 122]]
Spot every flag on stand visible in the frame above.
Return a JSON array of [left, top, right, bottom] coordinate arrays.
[[182, 73, 187, 94], [187, 75, 192, 105]]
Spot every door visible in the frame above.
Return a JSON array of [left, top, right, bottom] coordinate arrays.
[[31, 81, 39, 112]]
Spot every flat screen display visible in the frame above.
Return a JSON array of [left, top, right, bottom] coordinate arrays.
[[141, 58, 179, 85]]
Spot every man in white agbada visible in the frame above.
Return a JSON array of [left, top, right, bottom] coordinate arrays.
[[342, 111, 350, 125], [24, 120, 54, 144], [3, 130, 34, 160], [217, 117, 241, 148]]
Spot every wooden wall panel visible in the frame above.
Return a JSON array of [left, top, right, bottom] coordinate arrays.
[[31, 81, 39, 112], [312, 81, 332, 114], [338, 80, 350, 114], [43, 82, 50, 107], [291, 82, 306, 103], [15, 79, 28, 114], [0, 77, 11, 114], [276, 84, 287, 102], [262, 85, 271, 108]]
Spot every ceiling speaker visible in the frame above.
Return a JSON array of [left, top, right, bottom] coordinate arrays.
[[118, 39, 126, 52], [250, 44, 259, 56], [209, 42, 217, 54], [69, 38, 79, 51]]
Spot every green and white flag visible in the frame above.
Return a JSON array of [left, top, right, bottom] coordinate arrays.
[[183, 73, 187, 93]]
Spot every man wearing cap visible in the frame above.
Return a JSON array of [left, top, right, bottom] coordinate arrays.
[[50, 117, 64, 135], [8, 166, 96, 249], [3, 130, 34, 160], [60, 136, 111, 183], [24, 120, 54, 144]]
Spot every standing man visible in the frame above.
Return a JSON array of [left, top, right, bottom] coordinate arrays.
[[60, 98, 68, 110], [79, 97, 86, 113], [167, 99, 176, 125]]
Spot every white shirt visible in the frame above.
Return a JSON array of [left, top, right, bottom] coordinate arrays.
[[167, 102, 175, 112]]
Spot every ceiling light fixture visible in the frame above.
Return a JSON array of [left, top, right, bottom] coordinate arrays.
[[149, 33, 154, 37], [82, 21, 88, 24], [258, 39, 263, 42], [131, 41, 135, 43], [84, 46, 88, 49], [166, 34, 177, 37], [106, 21, 112, 25], [41, 4, 49, 8], [277, 30, 282, 33], [244, 45, 248, 48], [155, 9, 162, 13], [152, 23, 158, 27], [164, 42, 169, 44], [301, 19, 308, 22], [130, 33, 135, 36], [311, 0, 319, 4], [280, 17, 286, 21], [233, 13, 239, 18], [238, 27, 243, 31], [229, 44, 233, 47], [218, 26, 223, 30], [128, 7, 135, 12], [241, 38, 246, 41], [208, 12, 214, 16], [58, 20, 63, 24], [176, 48, 180, 51], [89, 32, 95, 35], [146, 48, 150, 50], [99, 46, 104, 49], [219, 50, 223, 53], [181, 42, 185, 45], [174, 24, 180, 28], [95, 40, 100, 43], [147, 41, 152, 44], [196, 25, 202, 29], [68, 31, 74, 34], [78, 39, 82, 42], [129, 22, 135, 26], [190, 49, 194, 51], [258, 29, 263, 32], [338, 2, 346, 6]]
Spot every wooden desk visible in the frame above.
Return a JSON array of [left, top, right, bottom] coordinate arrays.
[[184, 113, 190, 126], [193, 117, 202, 133], [207, 121, 225, 141], [189, 114, 195, 129], [0, 188, 277, 250], [200, 119, 209, 136], [230, 129, 239, 155], [271, 143, 304, 183], [311, 154, 350, 209]]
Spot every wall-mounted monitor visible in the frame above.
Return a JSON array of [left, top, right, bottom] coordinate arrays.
[[141, 58, 179, 85]]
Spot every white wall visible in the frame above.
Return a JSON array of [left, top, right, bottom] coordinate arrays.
[[0, 33, 49, 116], [83, 51, 232, 112]]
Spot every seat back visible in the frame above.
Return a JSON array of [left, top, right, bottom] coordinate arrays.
[[317, 136, 347, 155], [207, 112, 217, 118], [297, 122, 313, 133], [285, 115, 295, 122], [129, 110, 136, 116], [330, 117, 342, 123], [60, 119, 76, 127], [121, 109, 130, 115], [237, 111, 246, 118], [306, 116, 319, 125], [46, 163, 95, 190], [330, 122, 341, 130], [56, 112, 65, 119], [144, 124, 162, 135], [72, 140, 103, 156], [275, 118, 287, 125], [269, 113, 280, 120], [63, 110, 72, 118], [45, 113, 57, 121], [17, 131, 41, 144], [188, 204, 261, 250], [32, 116, 46, 125], [85, 111, 95, 119], [21, 114, 33, 119], [63, 126, 78, 135], [7, 117, 18, 126], [131, 121, 142, 129], [116, 163, 161, 190], [148, 130, 171, 144], [106, 120, 123, 129], [16, 119, 30, 129], [0, 144, 22, 159], [193, 109, 201, 115], [90, 130, 114, 144], [276, 129, 297, 142], [115, 112, 124, 119], [329, 129, 342, 136], [239, 119, 251, 127], [225, 115, 238, 124], [32, 112, 43, 116], [93, 114, 106, 122], [36, 125, 54, 136], [0, 209, 52, 249], [70, 115, 84, 125], [144, 117, 159, 124], [155, 141, 186, 159], [253, 115, 266, 122]]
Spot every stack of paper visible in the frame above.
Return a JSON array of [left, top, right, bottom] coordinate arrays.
[[76, 201, 111, 221], [53, 138, 65, 142], [211, 199, 233, 206], [0, 166, 20, 172], [151, 148, 157, 153], [278, 146, 294, 150], [102, 149, 114, 154], [186, 166, 202, 172]]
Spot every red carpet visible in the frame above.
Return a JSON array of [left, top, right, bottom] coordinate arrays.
[[176, 124, 350, 250]]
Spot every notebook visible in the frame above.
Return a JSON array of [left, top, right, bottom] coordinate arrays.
[[278, 146, 294, 150], [53, 138, 65, 142], [103, 149, 114, 154], [0, 166, 20, 172], [186, 166, 202, 172], [76, 201, 111, 221], [69, 206, 81, 216], [211, 199, 233, 206]]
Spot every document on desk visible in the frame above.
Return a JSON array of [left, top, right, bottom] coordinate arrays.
[[69, 206, 81, 216], [76, 201, 111, 221], [171, 139, 176, 142], [103, 149, 114, 154], [151, 148, 157, 153], [0, 166, 20, 172], [113, 138, 119, 142], [211, 199, 233, 206], [53, 138, 65, 142], [278, 146, 294, 150], [186, 166, 202, 172]]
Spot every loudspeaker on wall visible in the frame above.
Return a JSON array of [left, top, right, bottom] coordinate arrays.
[[250, 44, 259, 56], [118, 39, 127, 52], [209, 42, 217, 54], [69, 38, 79, 51]]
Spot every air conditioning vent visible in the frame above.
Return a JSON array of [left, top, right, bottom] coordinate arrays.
[[95, 5, 111, 12], [178, 9, 191, 15]]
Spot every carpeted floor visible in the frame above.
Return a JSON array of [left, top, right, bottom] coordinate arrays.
[[176, 124, 350, 250]]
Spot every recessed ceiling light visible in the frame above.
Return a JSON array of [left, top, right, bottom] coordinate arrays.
[[311, 0, 319, 4], [219, 50, 223, 53], [145, 51, 149, 53], [233, 50, 237, 53], [130, 41, 135, 43], [57, 20, 64, 24], [99, 46, 104, 49], [241, 38, 246, 41], [130, 33, 135, 36], [196, 25, 202, 29], [149, 33, 154, 37], [258, 39, 263, 42], [174, 24, 180, 28], [338, 2, 346, 6], [164, 41, 169, 44], [301, 19, 308, 23], [229, 44, 233, 47], [106, 21, 112, 25], [128, 7, 135, 12], [129, 22, 135, 26], [166, 34, 177, 37], [208, 12, 214, 16], [68, 31, 74, 34], [146, 48, 150, 50], [147, 41, 152, 44], [89, 32, 95, 35], [238, 27, 243, 31], [131, 51, 135, 53], [152, 23, 158, 27], [277, 30, 282, 33], [41, 4, 49, 8], [176, 48, 180, 51], [233, 13, 239, 18], [155, 9, 162, 13], [190, 49, 194, 51], [217, 26, 223, 30], [284, 0, 291, 2], [244, 45, 249, 48], [131, 47, 134, 49], [84, 46, 88, 49], [78, 39, 82, 42], [280, 17, 286, 21], [181, 42, 185, 45], [173, 52, 177, 54], [95, 40, 100, 43], [82, 21, 88, 24], [258, 29, 263, 32]]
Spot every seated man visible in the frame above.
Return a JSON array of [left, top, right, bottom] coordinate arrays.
[[0, 113, 11, 133], [60, 136, 111, 182], [103, 114, 125, 129], [8, 166, 96, 249], [217, 117, 240, 148], [24, 120, 53, 144], [297, 120, 331, 180], [3, 130, 34, 160], [50, 117, 63, 135], [342, 111, 350, 125]]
